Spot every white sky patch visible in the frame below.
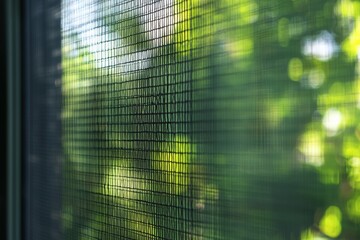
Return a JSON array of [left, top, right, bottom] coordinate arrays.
[[62, 0, 176, 71], [303, 31, 339, 61], [62, 0, 117, 67], [139, 0, 176, 47], [322, 108, 342, 136]]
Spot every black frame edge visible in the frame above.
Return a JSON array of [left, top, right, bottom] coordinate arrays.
[[6, 0, 22, 238]]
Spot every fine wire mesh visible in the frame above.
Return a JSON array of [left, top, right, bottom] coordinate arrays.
[[61, 0, 197, 239], [26, 0, 360, 239]]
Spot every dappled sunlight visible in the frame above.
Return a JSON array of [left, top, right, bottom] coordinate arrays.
[[225, 38, 254, 58], [298, 130, 324, 167], [319, 206, 342, 238], [103, 160, 148, 202], [347, 195, 360, 222], [60, 0, 360, 239], [300, 229, 329, 240], [343, 19, 360, 59], [336, 0, 356, 18], [322, 108, 343, 136], [302, 31, 339, 62], [308, 69, 325, 89], [347, 157, 360, 189], [288, 58, 303, 81], [151, 135, 193, 195], [237, 0, 258, 25]]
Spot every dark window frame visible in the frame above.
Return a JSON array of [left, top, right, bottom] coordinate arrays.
[[6, 0, 22, 239]]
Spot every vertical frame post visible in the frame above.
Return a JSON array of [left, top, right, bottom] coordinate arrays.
[[6, 0, 22, 239]]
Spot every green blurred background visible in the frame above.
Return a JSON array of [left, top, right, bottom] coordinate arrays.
[[61, 0, 360, 239]]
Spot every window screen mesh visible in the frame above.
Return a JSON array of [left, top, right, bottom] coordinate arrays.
[[26, 0, 360, 239]]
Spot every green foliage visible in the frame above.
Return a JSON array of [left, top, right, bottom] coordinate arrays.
[[62, 0, 360, 239], [151, 135, 193, 194]]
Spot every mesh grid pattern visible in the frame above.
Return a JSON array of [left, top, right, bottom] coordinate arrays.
[[25, 0, 360, 239], [62, 1, 198, 239]]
